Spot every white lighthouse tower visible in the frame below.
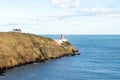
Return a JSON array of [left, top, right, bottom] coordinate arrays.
[[55, 34, 68, 45], [61, 34, 64, 39]]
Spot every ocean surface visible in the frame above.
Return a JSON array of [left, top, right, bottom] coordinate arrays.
[[0, 35, 120, 80]]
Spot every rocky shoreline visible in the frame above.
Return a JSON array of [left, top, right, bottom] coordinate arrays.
[[0, 51, 80, 76], [0, 32, 78, 75]]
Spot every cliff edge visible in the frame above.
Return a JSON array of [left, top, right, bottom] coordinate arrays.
[[0, 32, 77, 69]]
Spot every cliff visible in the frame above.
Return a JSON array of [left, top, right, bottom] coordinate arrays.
[[0, 32, 77, 70]]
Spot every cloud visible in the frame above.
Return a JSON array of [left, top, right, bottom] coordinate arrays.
[[24, 8, 120, 21], [50, 8, 120, 20], [29, 16, 55, 21], [1, 7, 120, 27], [0, 16, 56, 27], [0, 22, 21, 27], [80, 8, 120, 17], [82, 8, 109, 14], [51, 0, 80, 8]]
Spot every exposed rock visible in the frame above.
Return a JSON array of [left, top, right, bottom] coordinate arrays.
[[76, 53, 80, 55], [0, 32, 78, 70]]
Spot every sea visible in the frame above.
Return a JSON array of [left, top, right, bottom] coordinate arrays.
[[0, 35, 120, 80]]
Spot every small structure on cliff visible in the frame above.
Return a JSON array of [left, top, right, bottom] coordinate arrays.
[[10, 28, 22, 32], [61, 34, 64, 39], [55, 34, 68, 45]]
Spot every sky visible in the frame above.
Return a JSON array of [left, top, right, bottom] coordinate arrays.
[[0, 0, 120, 34]]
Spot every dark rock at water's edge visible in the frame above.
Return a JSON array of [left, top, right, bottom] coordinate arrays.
[[76, 53, 80, 55], [76, 52, 80, 55], [0, 69, 5, 76], [0, 32, 78, 71], [70, 53, 80, 56], [76, 50, 79, 52]]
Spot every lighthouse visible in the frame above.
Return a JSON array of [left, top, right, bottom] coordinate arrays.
[[61, 34, 64, 39], [55, 34, 68, 45], [60, 34, 67, 41]]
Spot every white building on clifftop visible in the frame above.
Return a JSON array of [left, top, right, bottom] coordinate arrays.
[[55, 34, 68, 45]]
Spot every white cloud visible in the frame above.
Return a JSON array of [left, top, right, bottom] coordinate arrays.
[[74, 0, 80, 6], [101, 13, 120, 17], [51, 0, 59, 4], [81, 8, 120, 17], [0, 19, 9, 26], [51, 0, 80, 8], [0, 16, 56, 27], [82, 8, 109, 13]]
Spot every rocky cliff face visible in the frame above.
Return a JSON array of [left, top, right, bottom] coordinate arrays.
[[0, 32, 77, 69]]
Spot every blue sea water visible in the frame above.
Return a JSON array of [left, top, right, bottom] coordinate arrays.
[[0, 35, 120, 80]]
